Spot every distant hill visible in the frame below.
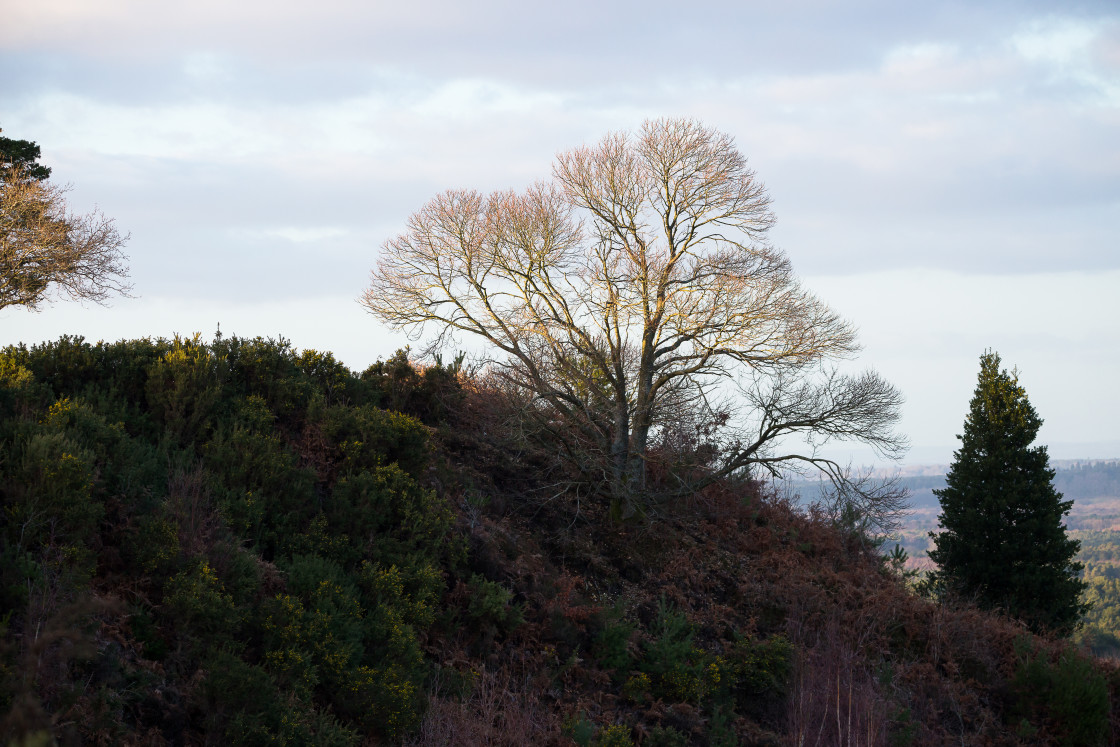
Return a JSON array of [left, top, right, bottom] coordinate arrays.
[[870, 460, 1120, 512]]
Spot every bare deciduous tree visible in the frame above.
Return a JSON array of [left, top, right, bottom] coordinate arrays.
[[363, 118, 906, 517], [1, 164, 131, 311]]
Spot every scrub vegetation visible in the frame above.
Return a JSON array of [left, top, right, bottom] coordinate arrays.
[[1, 335, 1117, 745]]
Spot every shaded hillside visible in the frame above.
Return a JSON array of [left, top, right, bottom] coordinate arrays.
[[1, 336, 1117, 745]]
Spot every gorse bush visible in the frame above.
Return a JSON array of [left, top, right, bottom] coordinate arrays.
[[594, 596, 793, 740], [163, 560, 242, 651], [145, 334, 221, 444], [725, 632, 793, 697], [638, 597, 711, 703], [0, 334, 459, 744], [316, 403, 431, 478], [592, 723, 634, 746], [359, 348, 463, 424]]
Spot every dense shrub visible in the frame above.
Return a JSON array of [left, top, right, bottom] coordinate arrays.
[[201, 649, 360, 746], [316, 403, 430, 478], [638, 598, 711, 703], [359, 348, 462, 424], [1011, 637, 1109, 746], [206, 415, 317, 557], [0, 335, 455, 745], [163, 560, 242, 651], [145, 335, 221, 444]]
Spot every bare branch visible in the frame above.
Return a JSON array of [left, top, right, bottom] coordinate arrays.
[[361, 118, 907, 517], [0, 165, 131, 311]]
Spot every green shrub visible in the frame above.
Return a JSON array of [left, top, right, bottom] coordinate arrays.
[[288, 710, 361, 747], [594, 608, 636, 675], [0, 333, 455, 744], [622, 672, 651, 703], [359, 348, 462, 424], [39, 395, 164, 512], [10, 430, 102, 591], [563, 713, 596, 747], [130, 515, 181, 574], [128, 604, 168, 661], [230, 394, 277, 432], [201, 649, 358, 746], [213, 540, 263, 606], [0, 546, 41, 612], [261, 593, 321, 698], [211, 335, 312, 419], [260, 555, 429, 740], [888, 706, 918, 747], [42, 396, 125, 455], [202, 650, 281, 742], [206, 422, 315, 555], [646, 725, 689, 747], [726, 633, 793, 696], [8, 335, 104, 399], [163, 560, 241, 650], [639, 597, 710, 703], [283, 555, 365, 683], [338, 662, 424, 740], [465, 574, 524, 637], [594, 723, 634, 747], [643, 598, 693, 670], [145, 335, 220, 443], [0, 357, 47, 419], [263, 556, 368, 698], [13, 336, 165, 403], [285, 513, 357, 567], [359, 560, 442, 630], [297, 349, 361, 406], [1011, 637, 1109, 746], [316, 403, 430, 477], [326, 464, 452, 569]]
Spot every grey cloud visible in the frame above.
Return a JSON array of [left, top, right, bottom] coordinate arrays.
[[3, 0, 1117, 296], [7, 1, 1115, 85]]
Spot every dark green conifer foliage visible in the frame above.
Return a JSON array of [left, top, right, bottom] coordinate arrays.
[[0, 130, 52, 181], [929, 351, 1087, 635]]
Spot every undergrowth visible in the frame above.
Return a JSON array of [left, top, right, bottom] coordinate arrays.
[[1, 335, 1116, 745]]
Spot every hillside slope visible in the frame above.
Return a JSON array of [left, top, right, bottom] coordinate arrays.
[[0, 336, 1116, 745]]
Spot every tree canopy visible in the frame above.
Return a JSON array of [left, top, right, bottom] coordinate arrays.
[[363, 118, 906, 517], [0, 130, 131, 311], [928, 351, 1087, 635], [0, 130, 52, 182]]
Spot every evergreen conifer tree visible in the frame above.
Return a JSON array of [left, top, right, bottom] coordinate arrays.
[[928, 352, 1087, 634]]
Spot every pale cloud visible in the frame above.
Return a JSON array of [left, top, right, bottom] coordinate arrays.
[[13, 93, 286, 160], [181, 52, 235, 84], [239, 227, 351, 243], [1013, 18, 1102, 67], [1011, 16, 1120, 105]]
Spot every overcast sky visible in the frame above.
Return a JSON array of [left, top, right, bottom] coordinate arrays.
[[2, 1, 1118, 466]]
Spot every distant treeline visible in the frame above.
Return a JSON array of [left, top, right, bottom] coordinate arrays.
[[881, 461, 1120, 510], [1055, 462, 1120, 501]]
